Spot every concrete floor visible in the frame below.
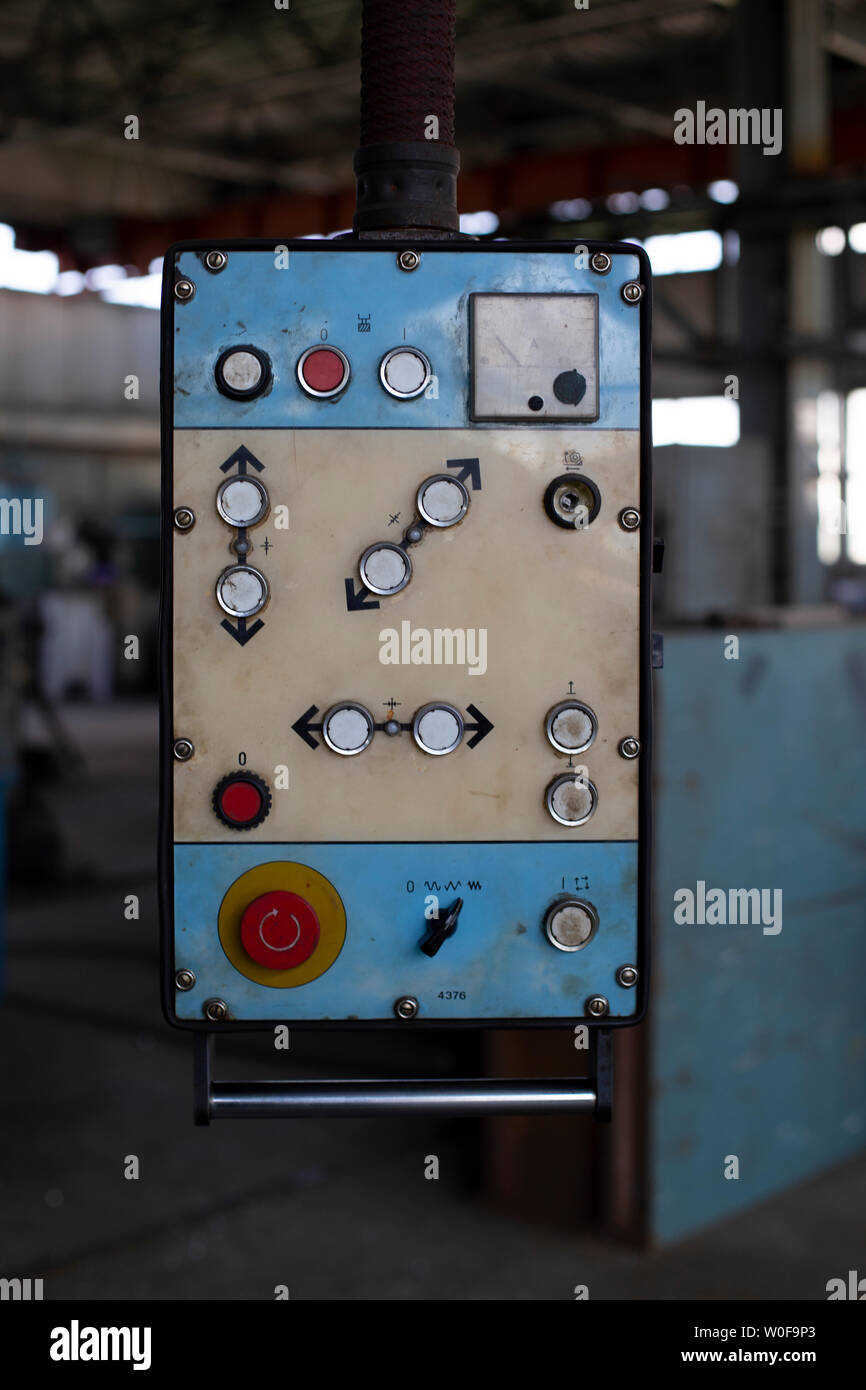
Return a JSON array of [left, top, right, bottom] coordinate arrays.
[[3, 700, 863, 1300]]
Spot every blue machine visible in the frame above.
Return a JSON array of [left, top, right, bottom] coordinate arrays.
[[160, 240, 651, 1043]]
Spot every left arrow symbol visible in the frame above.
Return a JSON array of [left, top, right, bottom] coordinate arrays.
[[292, 705, 322, 749], [221, 616, 264, 645]]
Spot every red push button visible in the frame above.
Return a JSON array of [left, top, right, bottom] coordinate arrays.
[[297, 345, 350, 398], [240, 890, 320, 969], [213, 772, 271, 830]]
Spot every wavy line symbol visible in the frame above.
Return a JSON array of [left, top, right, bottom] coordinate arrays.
[[259, 907, 301, 952]]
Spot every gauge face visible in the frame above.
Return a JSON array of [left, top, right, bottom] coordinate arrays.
[[216, 476, 269, 528], [215, 565, 269, 618]]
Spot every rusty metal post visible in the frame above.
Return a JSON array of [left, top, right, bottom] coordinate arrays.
[[353, 0, 460, 237]]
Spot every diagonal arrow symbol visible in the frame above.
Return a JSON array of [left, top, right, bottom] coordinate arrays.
[[464, 703, 494, 748], [221, 616, 264, 645], [291, 704, 322, 750], [446, 457, 481, 490], [345, 578, 380, 611], [219, 445, 265, 475]]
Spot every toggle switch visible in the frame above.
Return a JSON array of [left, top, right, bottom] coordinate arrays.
[[544, 898, 598, 952], [297, 345, 350, 399], [413, 703, 464, 756], [215, 564, 269, 618], [420, 897, 463, 956], [545, 701, 597, 755], [240, 890, 320, 969], [416, 473, 469, 528], [214, 346, 271, 400], [216, 475, 269, 528], [379, 346, 432, 399], [359, 542, 412, 596], [322, 702, 375, 756], [545, 772, 598, 826], [213, 771, 271, 829]]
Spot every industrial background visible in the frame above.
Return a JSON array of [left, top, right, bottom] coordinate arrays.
[[1, 0, 865, 1297]]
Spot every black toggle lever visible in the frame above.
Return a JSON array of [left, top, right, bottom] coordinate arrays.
[[419, 897, 463, 957]]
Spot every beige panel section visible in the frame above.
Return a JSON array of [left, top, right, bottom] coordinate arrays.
[[172, 429, 640, 843]]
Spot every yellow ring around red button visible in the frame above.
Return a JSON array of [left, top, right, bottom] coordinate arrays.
[[218, 861, 346, 988]]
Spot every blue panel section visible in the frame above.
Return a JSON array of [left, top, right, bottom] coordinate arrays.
[[172, 248, 641, 431], [651, 627, 866, 1243], [174, 841, 638, 1021]]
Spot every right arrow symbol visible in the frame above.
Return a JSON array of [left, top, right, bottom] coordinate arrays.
[[464, 704, 494, 748]]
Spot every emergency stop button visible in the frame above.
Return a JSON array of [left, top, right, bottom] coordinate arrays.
[[240, 890, 320, 970], [297, 345, 350, 399], [213, 772, 271, 830]]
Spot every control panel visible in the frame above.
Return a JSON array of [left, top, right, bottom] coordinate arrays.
[[160, 240, 651, 1028]]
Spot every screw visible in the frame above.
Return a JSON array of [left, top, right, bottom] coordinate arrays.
[[586, 995, 609, 1018], [394, 995, 419, 1019], [616, 965, 639, 988], [173, 738, 194, 761], [405, 526, 423, 544], [205, 250, 227, 273], [203, 998, 229, 1022], [397, 250, 421, 272], [621, 281, 643, 304], [174, 278, 195, 302], [384, 719, 401, 736], [173, 507, 195, 532], [619, 737, 640, 760], [175, 968, 196, 991], [590, 252, 612, 274], [619, 508, 640, 531]]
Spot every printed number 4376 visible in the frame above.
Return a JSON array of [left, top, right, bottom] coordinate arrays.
[[438, 990, 466, 1000]]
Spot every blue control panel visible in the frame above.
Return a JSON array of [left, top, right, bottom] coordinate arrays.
[[160, 240, 650, 1028]]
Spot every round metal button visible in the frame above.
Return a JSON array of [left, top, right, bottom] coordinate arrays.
[[297, 345, 350, 399], [413, 703, 464, 756], [379, 346, 432, 399], [544, 899, 598, 952], [216, 476, 269, 528], [322, 702, 375, 756], [416, 474, 469, 528], [214, 346, 271, 400], [545, 772, 598, 826], [359, 542, 412, 596], [545, 701, 597, 755], [215, 565, 269, 618]]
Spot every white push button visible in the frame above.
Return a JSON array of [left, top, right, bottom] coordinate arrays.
[[544, 899, 598, 952], [359, 543, 412, 595], [215, 565, 269, 618], [546, 773, 598, 826], [417, 474, 469, 528], [322, 702, 375, 756], [216, 476, 269, 528], [379, 347, 432, 399], [545, 701, 597, 755], [215, 347, 270, 399], [413, 703, 464, 756]]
